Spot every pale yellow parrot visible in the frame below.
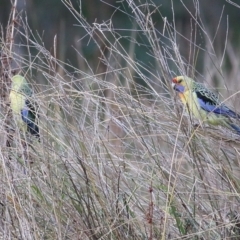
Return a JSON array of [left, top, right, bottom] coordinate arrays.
[[9, 75, 39, 138], [172, 76, 240, 134]]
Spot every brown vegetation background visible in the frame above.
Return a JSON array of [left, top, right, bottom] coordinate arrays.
[[1, 0, 240, 239]]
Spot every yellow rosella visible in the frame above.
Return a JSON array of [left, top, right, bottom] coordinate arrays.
[[9, 75, 40, 138], [172, 76, 240, 134]]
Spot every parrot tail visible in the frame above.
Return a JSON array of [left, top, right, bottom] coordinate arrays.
[[229, 123, 240, 135]]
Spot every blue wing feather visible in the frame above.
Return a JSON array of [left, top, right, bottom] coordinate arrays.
[[21, 107, 30, 124], [196, 91, 240, 119], [21, 99, 40, 139]]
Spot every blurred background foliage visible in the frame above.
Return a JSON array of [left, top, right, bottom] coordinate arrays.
[[1, 0, 240, 84]]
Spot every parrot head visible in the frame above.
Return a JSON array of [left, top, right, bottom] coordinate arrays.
[[11, 75, 27, 92], [11, 75, 31, 95], [172, 76, 194, 93]]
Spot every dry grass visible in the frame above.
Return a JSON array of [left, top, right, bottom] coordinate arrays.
[[0, 0, 240, 239]]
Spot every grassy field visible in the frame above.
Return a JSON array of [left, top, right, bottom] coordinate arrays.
[[1, 0, 240, 239]]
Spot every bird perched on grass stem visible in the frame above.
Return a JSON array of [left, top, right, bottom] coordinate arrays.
[[172, 76, 240, 135], [9, 75, 40, 139]]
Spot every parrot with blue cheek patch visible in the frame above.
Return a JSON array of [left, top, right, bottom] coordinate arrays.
[[9, 75, 40, 139], [172, 76, 240, 134]]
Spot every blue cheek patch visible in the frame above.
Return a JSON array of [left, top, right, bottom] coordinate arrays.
[[174, 85, 185, 93]]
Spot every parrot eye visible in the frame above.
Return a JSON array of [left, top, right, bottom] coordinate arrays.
[[172, 78, 183, 84]]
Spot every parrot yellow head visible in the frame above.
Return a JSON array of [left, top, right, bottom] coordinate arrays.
[[172, 76, 194, 93], [11, 75, 28, 93]]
